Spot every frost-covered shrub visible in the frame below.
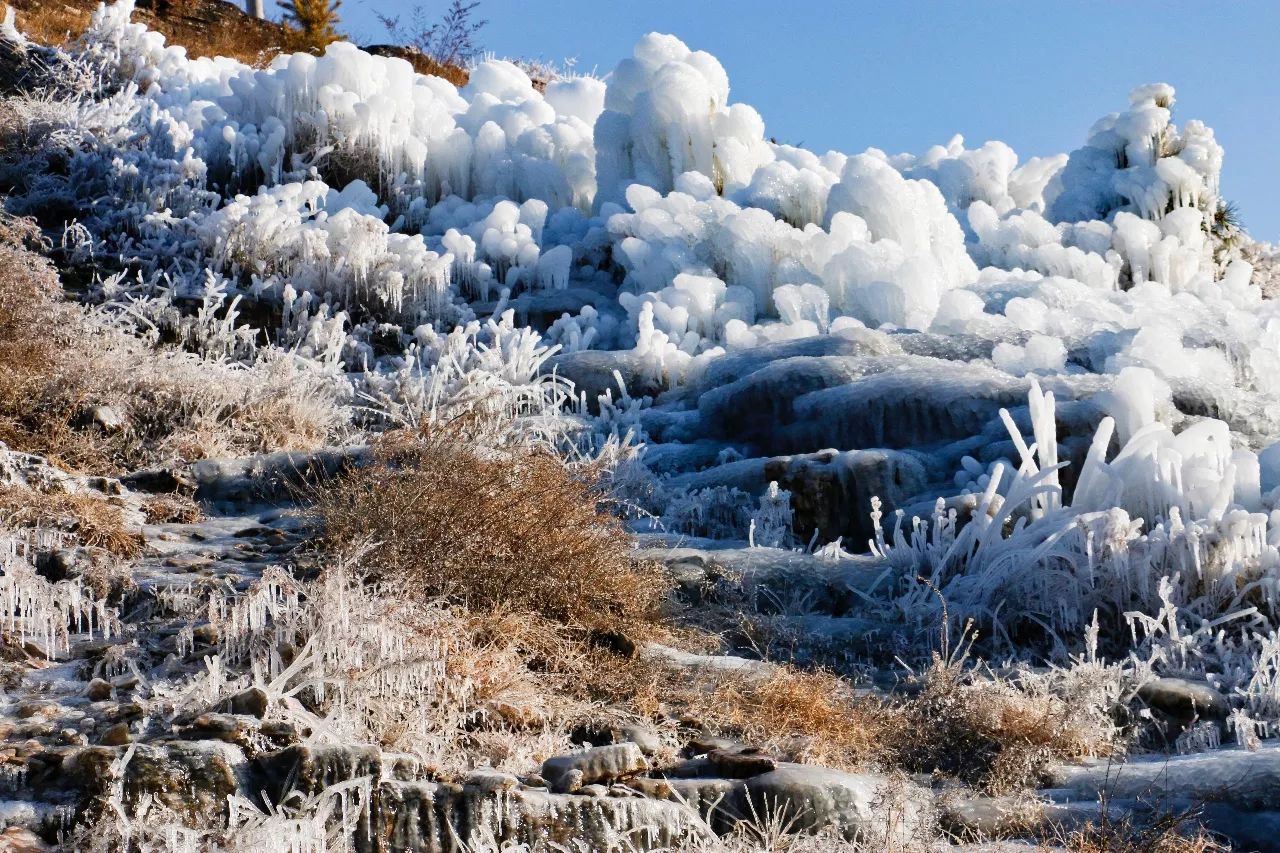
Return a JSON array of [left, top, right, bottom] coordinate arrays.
[[197, 179, 456, 323], [661, 484, 754, 540], [1047, 83, 1222, 225], [898, 656, 1120, 794], [356, 310, 579, 447]]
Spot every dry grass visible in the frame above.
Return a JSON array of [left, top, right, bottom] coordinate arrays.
[[574, 651, 900, 772], [313, 428, 670, 635], [696, 666, 900, 770], [0, 485, 143, 557], [4, 2, 92, 51], [0, 213, 347, 474], [1056, 807, 1227, 853], [140, 493, 202, 524], [897, 658, 1117, 794], [10, 0, 472, 80], [8, 0, 290, 68]]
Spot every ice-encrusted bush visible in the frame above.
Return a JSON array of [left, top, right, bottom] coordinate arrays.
[[355, 310, 580, 449], [872, 381, 1280, 650], [204, 559, 479, 761]]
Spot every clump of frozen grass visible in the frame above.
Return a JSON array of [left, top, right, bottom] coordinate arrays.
[[873, 380, 1280, 658], [749, 482, 796, 550], [189, 556, 475, 763], [356, 310, 579, 451], [0, 210, 350, 472], [662, 485, 755, 541]]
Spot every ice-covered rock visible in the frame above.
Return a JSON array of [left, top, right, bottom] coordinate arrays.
[[540, 744, 648, 794], [1045, 742, 1280, 811]]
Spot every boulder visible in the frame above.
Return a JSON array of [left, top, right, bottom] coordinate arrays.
[[541, 743, 648, 793], [82, 405, 125, 435], [222, 687, 269, 718], [738, 764, 932, 844], [1136, 676, 1229, 722], [121, 466, 197, 495], [707, 747, 777, 778], [98, 723, 131, 746], [1045, 741, 1280, 811], [545, 350, 663, 411], [659, 762, 932, 845]]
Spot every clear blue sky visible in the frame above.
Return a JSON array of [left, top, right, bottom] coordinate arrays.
[[336, 1, 1280, 241]]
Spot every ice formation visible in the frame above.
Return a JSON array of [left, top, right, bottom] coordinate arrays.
[[10, 1, 1280, 686]]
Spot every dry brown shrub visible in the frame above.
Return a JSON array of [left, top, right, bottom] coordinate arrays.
[[897, 658, 1117, 794], [699, 666, 901, 770], [0, 485, 143, 557], [313, 428, 670, 635], [577, 652, 900, 772], [140, 493, 202, 524]]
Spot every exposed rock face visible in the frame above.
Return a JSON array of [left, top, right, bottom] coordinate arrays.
[[28, 742, 248, 825], [376, 780, 710, 853], [763, 448, 927, 545]]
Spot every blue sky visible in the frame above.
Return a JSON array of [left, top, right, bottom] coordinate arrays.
[[337, 1, 1280, 240]]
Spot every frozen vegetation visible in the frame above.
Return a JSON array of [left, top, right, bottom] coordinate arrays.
[[1, 0, 1280, 849]]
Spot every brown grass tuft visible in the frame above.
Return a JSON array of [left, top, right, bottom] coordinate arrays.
[[314, 428, 669, 634], [697, 666, 901, 770], [576, 652, 900, 772], [0, 485, 143, 558], [897, 658, 1117, 794], [140, 493, 203, 525]]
